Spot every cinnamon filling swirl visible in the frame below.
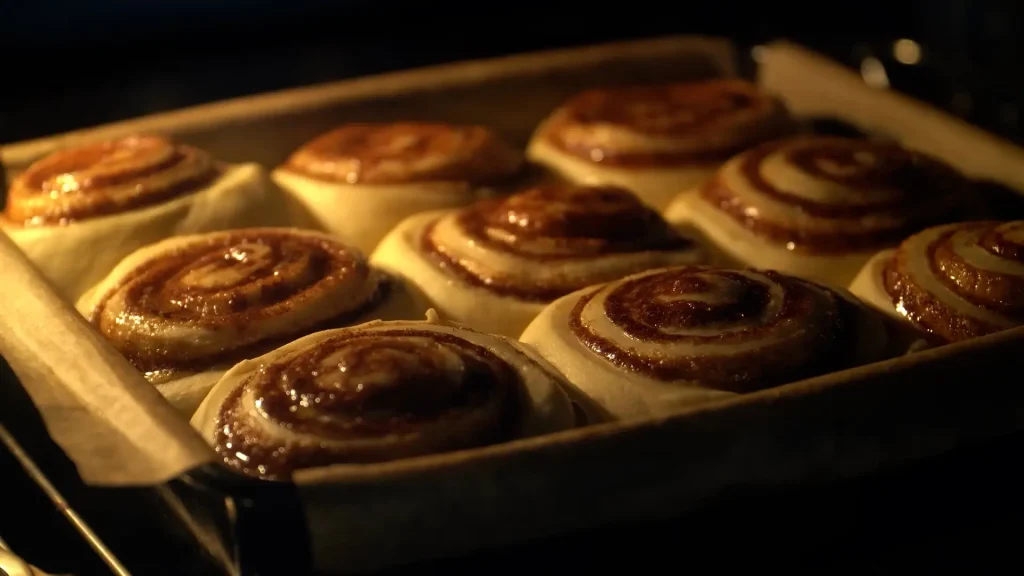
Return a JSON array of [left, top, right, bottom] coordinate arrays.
[[214, 329, 522, 479], [570, 267, 863, 392], [882, 220, 1024, 342], [422, 184, 696, 301], [88, 229, 388, 378], [281, 122, 522, 185], [544, 80, 792, 167], [700, 137, 966, 253], [5, 135, 219, 226]]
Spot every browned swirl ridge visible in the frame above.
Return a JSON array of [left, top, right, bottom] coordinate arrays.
[[281, 122, 523, 185], [214, 329, 522, 479], [882, 220, 1024, 342], [570, 267, 864, 393], [543, 79, 793, 167], [89, 229, 387, 378], [700, 136, 967, 253], [5, 135, 219, 226], [422, 184, 695, 301]]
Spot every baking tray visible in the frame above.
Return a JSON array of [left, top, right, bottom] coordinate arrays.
[[0, 355, 303, 576], [6, 354, 1024, 576], [2, 36, 1024, 575]]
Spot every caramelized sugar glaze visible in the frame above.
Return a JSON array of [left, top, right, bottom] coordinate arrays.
[[5, 135, 218, 226], [87, 229, 389, 378], [213, 329, 523, 479], [421, 184, 698, 300], [569, 267, 868, 392], [882, 220, 1024, 342], [281, 122, 523, 185], [542, 80, 793, 167], [696, 135, 966, 252], [698, 137, 968, 253]]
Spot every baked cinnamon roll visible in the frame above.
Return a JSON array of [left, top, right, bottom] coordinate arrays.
[[521, 265, 894, 420], [526, 79, 795, 210], [76, 228, 425, 415], [2, 135, 288, 301], [272, 122, 524, 253], [849, 220, 1024, 343], [664, 136, 969, 287], [190, 313, 577, 480], [370, 183, 710, 338]]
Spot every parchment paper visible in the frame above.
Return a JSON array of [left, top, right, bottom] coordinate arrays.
[[758, 41, 1024, 191], [0, 232, 215, 485]]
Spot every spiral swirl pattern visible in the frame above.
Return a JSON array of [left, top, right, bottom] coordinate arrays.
[[881, 220, 1024, 342], [421, 184, 702, 301], [86, 229, 388, 379], [541, 80, 792, 167], [699, 136, 966, 253], [281, 122, 523, 185], [212, 328, 524, 479], [5, 135, 218, 226], [569, 267, 867, 392]]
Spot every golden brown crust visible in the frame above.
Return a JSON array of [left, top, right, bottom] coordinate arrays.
[[421, 184, 696, 301], [882, 220, 1024, 342], [88, 229, 387, 377], [214, 329, 522, 479], [699, 136, 968, 253], [281, 122, 523, 185], [569, 266, 875, 392], [4, 135, 218, 226], [541, 79, 794, 167]]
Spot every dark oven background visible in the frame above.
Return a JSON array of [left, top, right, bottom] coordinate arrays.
[[2, 0, 1024, 145]]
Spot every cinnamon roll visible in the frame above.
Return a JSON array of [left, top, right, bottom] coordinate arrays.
[[190, 313, 577, 480], [76, 228, 425, 415], [2, 135, 289, 301], [370, 183, 710, 338], [520, 265, 893, 420], [526, 79, 795, 210], [664, 136, 969, 287], [272, 122, 524, 253], [849, 220, 1024, 343]]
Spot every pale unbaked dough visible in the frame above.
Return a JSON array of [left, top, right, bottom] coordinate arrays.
[[3, 163, 290, 302], [526, 129, 716, 211], [665, 190, 875, 287], [272, 168, 485, 254], [847, 249, 903, 322]]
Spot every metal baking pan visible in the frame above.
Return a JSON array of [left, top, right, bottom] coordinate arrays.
[[2, 36, 1024, 575], [6, 352, 1024, 576]]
